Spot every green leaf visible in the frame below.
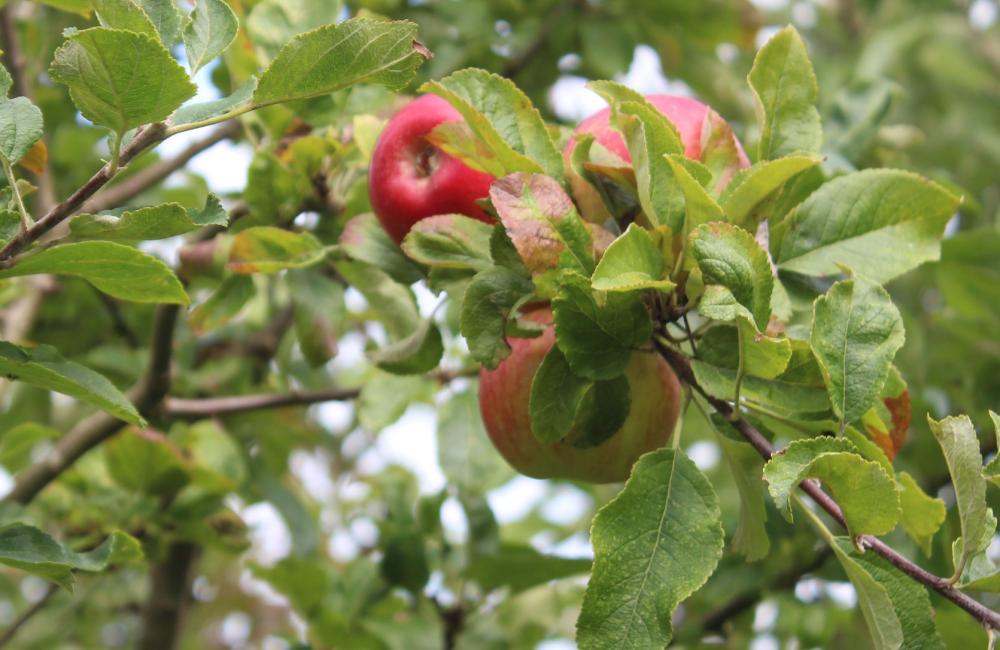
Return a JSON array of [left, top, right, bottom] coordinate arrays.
[[172, 77, 257, 127], [287, 269, 344, 368], [369, 317, 444, 375], [718, 154, 823, 230], [91, 0, 159, 38], [0, 241, 187, 304], [570, 374, 631, 449], [748, 25, 822, 160], [927, 415, 995, 581], [460, 265, 534, 369], [0, 524, 141, 590], [104, 428, 190, 496], [664, 154, 724, 235], [691, 353, 830, 415], [553, 273, 651, 380], [0, 97, 44, 164], [763, 437, 899, 537], [242, 150, 312, 222], [70, 196, 227, 241], [577, 449, 723, 649], [339, 213, 424, 284], [699, 319, 791, 380], [0, 342, 142, 424], [810, 277, 904, 424], [357, 371, 429, 431], [775, 170, 961, 283], [422, 69, 563, 180], [0, 423, 60, 473], [615, 100, 685, 230], [228, 227, 326, 274], [591, 223, 673, 293], [490, 172, 594, 275], [467, 544, 591, 595], [828, 540, 905, 650], [188, 274, 254, 335], [49, 27, 196, 134], [254, 18, 429, 106], [985, 411, 1000, 483], [690, 222, 773, 330], [334, 260, 420, 342], [709, 415, 770, 561], [896, 471, 946, 557], [137, 0, 185, 46], [183, 0, 238, 73], [528, 345, 593, 444], [400, 214, 493, 272], [436, 389, 513, 494], [246, 0, 344, 60]]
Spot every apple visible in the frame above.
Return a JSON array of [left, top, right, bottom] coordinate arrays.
[[479, 309, 682, 483], [565, 94, 750, 221], [368, 94, 495, 243]]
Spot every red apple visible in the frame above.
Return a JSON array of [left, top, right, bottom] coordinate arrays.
[[479, 309, 682, 483], [368, 94, 495, 243], [566, 94, 750, 221]]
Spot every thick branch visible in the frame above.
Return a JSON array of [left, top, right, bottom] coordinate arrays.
[[81, 121, 240, 214], [137, 542, 199, 650], [164, 386, 362, 419], [5, 304, 179, 505], [656, 343, 1000, 631], [0, 123, 168, 265]]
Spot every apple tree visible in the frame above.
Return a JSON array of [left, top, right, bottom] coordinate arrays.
[[0, 0, 997, 648]]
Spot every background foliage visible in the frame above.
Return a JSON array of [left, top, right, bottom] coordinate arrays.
[[0, 0, 997, 648]]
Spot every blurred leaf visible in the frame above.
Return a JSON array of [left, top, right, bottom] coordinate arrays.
[[228, 227, 325, 274], [828, 539, 904, 650], [422, 69, 563, 180], [811, 277, 904, 424], [246, 0, 344, 60], [288, 269, 345, 368], [254, 18, 429, 106], [775, 170, 960, 283], [358, 371, 429, 431], [370, 316, 443, 375], [0, 525, 142, 590], [0, 422, 60, 474], [49, 27, 196, 134], [0, 342, 143, 424], [896, 471, 946, 557], [138, 0, 185, 46], [334, 259, 421, 341], [188, 275, 254, 334], [104, 428, 191, 496], [711, 415, 770, 561], [183, 0, 238, 73], [340, 213, 424, 284], [70, 196, 228, 241], [764, 437, 899, 537], [436, 389, 513, 493], [577, 449, 723, 649], [468, 543, 591, 594], [0, 241, 188, 303], [748, 26, 822, 160]]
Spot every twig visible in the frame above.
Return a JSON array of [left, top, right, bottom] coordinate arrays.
[[655, 342, 1000, 631], [5, 304, 179, 505], [81, 121, 240, 214], [164, 387, 362, 418], [0, 583, 56, 648], [136, 542, 199, 650], [0, 122, 169, 265], [0, 2, 28, 99]]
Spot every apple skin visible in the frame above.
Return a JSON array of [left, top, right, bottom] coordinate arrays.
[[565, 94, 750, 221], [368, 94, 495, 243], [479, 309, 682, 483]]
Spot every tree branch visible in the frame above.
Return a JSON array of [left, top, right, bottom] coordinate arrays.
[[81, 121, 241, 214], [0, 123, 169, 265], [5, 304, 179, 505], [0, 584, 56, 648], [655, 342, 1000, 632], [164, 386, 362, 419], [136, 542, 199, 650]]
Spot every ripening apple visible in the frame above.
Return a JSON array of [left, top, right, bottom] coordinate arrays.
[[565, 94, 750, 221], [368, 94, 495, 243], [479, 309, 682, 483]]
